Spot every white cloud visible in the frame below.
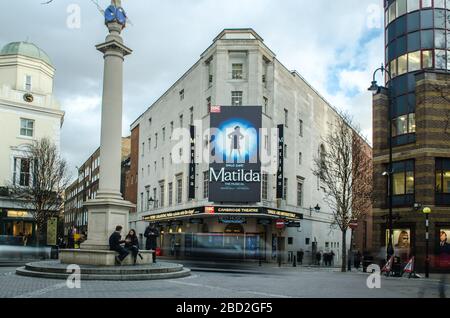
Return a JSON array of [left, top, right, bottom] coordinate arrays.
[[0, 0, 385, 169]]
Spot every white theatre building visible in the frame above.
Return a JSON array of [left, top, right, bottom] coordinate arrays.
[[0, 42, 64, 245], [130, 29, 353, 264]]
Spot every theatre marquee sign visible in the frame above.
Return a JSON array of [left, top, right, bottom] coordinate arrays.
[[142, 207, 303, 223]]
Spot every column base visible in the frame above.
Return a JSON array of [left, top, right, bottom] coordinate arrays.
[[81, 197, 135, 251]]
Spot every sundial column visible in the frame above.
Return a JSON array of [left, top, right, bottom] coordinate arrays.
[[81, 20, 134, 250]]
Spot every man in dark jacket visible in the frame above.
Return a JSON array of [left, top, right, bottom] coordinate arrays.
[[109, 225, 129, 265], [144, 224, 159, 263]]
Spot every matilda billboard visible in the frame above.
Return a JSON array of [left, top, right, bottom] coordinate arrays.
[[209, 106, 262, 203]]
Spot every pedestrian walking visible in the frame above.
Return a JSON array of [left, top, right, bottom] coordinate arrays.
[[298, 249, 304, 265], [316, 251, 322, 266]]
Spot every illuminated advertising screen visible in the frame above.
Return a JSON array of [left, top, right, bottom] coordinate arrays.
[[209, 106, 262, 203]]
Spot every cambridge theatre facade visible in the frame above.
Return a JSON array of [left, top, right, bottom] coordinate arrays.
[[129, 29, 354, 263]]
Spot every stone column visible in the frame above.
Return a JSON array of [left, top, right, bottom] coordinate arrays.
[[81, 21, 134, 250]]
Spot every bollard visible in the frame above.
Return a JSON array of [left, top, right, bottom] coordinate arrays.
[[293, 255, 297, 267]]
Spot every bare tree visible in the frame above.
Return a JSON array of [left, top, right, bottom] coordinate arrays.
[[9, 138, 71, 245], [313, 113, 372, 272]]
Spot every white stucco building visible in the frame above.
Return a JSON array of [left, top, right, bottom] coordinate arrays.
[[0, 42, 64, 243], [129, 29, 351, 264]]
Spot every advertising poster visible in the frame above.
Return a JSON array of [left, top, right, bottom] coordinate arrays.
[[386, 229, 411, 262], [209, 106, 262, 203], [436, 229, 450, 268]]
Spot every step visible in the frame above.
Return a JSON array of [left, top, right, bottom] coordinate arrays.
[[24, 261, 183, 275], [16, 267, 191, 281]]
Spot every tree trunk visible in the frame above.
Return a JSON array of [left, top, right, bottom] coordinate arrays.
[[341, 229, 347, 272]]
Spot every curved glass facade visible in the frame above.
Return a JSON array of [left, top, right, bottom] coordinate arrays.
[[385, 0, 450, 146]]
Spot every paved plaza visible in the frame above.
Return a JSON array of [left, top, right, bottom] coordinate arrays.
[[0, 263, 447, 298]]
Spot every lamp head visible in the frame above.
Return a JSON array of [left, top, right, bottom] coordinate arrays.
[[423, 207, 432, 214], [368, 80, 379, 94]]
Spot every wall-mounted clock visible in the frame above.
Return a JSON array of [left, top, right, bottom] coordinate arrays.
[[23, 93, 34, 103]]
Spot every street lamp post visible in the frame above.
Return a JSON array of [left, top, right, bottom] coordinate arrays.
[[423, 207, 431, 278], [368, 64, 395, 260]]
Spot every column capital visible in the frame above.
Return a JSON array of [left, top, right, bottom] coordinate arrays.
[[96, 39, 132, 56]]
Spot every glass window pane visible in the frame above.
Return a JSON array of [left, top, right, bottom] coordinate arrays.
[[422, 0, 432, 8], [406, 171, 415, 194], [434, 0, 445, 8], [398, 0, 407, 16], [408, 113, 416, 133], [393, 172, 406, 195], [435, 49, 447, 69], [397, 35, 407, 56], [391, 59, 398, 78], [396, 15, 407, 37], [407, 0, 420, 11], [435, 29, 446, 48], [443, 171, 450, 193], [421, 30, 434, 49], [408, 51, 421, 71], [407, 11, 420, 32], [422, 50, 433, 68], [407, 31, 421, 51], [447, 50, 450, 70], [437, 172, 443, 192], [421, 10, 434, 28], [389, 2, 397, 24], [398, 54, 408, 75], [447, 0, 450, 9], [435, 9, 446, 28]]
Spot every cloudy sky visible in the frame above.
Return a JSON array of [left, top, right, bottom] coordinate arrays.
[[0, 0, 385, 177]]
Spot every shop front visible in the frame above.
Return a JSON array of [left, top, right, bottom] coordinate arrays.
[[0, 209, 36, 246], [142, 206, 302, 262]]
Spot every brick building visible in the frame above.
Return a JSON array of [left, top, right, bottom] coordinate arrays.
[[64, 137, 131, 237], [372, 0, 450, 273]]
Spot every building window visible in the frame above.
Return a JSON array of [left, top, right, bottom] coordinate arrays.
[[390, 160, 415, 206], [407, 51, 420, 72], [299, 119, 303, 137], [284, 109, 288, 127], [299, 152, 302, 165], [13, 158, 31, 186], [262, 173, 268, 200], [162, 157, 165, 169], [179, 114, 183, 128], [421, 0, 432, 8], [159, 182, 165, 208], [176, 176, 183, 204], [190, 107, 194, 125], [168, 182, 173, 206], [20, 118, 34, 137], [422, 50, 433, 68], [435, 50, 447, 69], [162, 127, 166, 142], [141, 142, 145, 156], [153, 188, 158, 208], [232, 63, 243, 79], [284, 144, 288, 159], [170, 121, 174, 135], [148, 138, 151, 152], [25, 75, 32, 92], [141, 192, 145, 212], [149, 118, 152, 127], [435, 158, 450, 205], [297, 177, 304, 207], [203, 171, 209, 199], [179, 89, 184, 101], [407, 0, 420, 13], [397, 54, 407, 75], [154, 133, 158, 149], [231, 91, 243, 106], [206, 97, 211, 114], [392, 113, 416, 137]]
